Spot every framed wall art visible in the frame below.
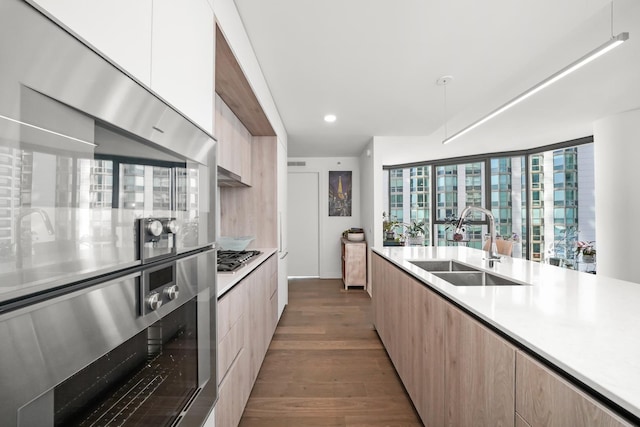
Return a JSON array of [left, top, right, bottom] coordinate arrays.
[[328, 170, 352, 216]]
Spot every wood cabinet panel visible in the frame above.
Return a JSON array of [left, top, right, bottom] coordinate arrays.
[[216, 93, 250, 183], [341, 239, 367, 289], [217, 278, 246, 341], [246, 256, 278, 385], [516, 413, 532, 427], [405, 272, 445, 425], [216, 255, 278, 427], [516, 351, 633, 427], [371, 254, 445, 426], [216, 348, 250, 427], [445, 304, 516, 427], [218, 271, 248, 383]]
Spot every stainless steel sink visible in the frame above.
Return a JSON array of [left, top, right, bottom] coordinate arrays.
[[431, 271, 526, 286], [409, 260, 479, 272], [408, 259, 527, 286]]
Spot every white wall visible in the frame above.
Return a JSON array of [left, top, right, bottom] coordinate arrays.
[[594, 108, 640, 283], [288, 157, 362, 278]]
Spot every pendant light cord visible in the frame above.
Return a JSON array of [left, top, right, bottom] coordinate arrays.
[[443, 83, 448, 140], [611, 0, 615, 38]]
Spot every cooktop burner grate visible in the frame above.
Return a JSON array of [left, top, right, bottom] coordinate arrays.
[[217, 250, 262, 273]]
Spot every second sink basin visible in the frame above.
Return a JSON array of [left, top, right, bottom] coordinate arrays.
[[431, 271, 525, 286], [409, 259, 479, 272]]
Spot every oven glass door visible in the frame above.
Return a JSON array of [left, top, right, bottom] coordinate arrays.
[[54, 298, 199, 427], [0, 125, 201, 304]]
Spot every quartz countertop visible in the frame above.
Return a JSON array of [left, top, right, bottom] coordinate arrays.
[[217, 248, 277, 298], [372, 245, 640, 421]]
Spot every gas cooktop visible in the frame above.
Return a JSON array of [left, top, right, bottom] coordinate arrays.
[[217, 250, 262, 273]]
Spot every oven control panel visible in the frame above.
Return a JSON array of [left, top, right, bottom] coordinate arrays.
[[136, 217, 178, 263], [140, 261, 176, 315]]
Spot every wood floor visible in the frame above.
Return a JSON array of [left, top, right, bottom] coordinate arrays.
[[239, 278, 423, 426]]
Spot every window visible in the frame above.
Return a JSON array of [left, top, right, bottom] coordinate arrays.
[[385, 139, 595, 263]]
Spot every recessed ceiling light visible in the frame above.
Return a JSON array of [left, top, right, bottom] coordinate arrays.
[[324, 114, 337, 123]]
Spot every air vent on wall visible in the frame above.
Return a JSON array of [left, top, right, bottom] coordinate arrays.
[[288, 161, 306, 167]]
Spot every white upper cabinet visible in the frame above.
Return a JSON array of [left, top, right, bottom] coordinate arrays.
[[151, 0, 214, 134], [30, 0, 215, 135], [30, 0, 153, 87]]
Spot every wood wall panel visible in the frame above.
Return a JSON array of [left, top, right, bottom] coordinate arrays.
[[219, 135, 277, 248], [215, 25, 275, 136]]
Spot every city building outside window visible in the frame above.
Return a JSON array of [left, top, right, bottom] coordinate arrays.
[[384, 139, 595, 269]]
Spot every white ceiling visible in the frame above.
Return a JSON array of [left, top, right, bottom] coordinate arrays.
[[233, 0, 640, 158]]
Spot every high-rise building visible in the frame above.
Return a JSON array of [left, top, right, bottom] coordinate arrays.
[[384, 143, 595, 264]]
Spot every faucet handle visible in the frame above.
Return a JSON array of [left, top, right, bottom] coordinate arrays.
[[486, 256, 502, 268]]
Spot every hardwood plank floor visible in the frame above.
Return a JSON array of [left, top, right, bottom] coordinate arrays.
[[239, 278, 423, 427]]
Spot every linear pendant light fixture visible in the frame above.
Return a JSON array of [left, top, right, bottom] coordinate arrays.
[[442, 31, 629, 145]]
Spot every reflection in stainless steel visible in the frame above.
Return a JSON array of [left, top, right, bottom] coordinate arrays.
[[0, 1, 218, 425], [15, 208, 55, 269], [0, 0, 215, 304], [0, 113, 97, 147], [1, 248, 216, 427]]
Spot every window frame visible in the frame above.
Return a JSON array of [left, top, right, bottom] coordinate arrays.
[[383, 136, 593, 260]]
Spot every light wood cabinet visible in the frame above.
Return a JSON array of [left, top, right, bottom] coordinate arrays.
[[374, 254, 515, 427], [216, 348, 250, 427], [341, 238, 367, 289], [216, 254, 278, 427], [372, 253, 445, 426], [445, 304, 516, 427], [217, 278, 247, 382], [216, 275, 250, 427], [215, 94, 252, 185], [516, 351, 634, 427], [373, 254, 635, 427]]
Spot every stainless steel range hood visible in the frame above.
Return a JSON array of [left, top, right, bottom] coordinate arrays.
[[218, 165, 249, 187]]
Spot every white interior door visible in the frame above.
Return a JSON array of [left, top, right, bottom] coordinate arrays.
[[287, 172, 319, 277]]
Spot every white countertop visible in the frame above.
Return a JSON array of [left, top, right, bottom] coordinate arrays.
[[217, 248, 277, 298], [373, 245, 640, 421]]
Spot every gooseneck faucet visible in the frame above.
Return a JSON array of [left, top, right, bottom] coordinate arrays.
[[15, 208, 55, 269], [454, 206, 501, 266]]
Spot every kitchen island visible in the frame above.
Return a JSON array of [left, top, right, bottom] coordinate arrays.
[[372, 246, 640, 426]]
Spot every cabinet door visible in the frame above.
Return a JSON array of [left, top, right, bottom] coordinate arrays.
[[217, 280, 246, 382], [343, 241, 366, 288], [371, 254, 445, 426], [246, 256, 278, 384], [215, 93, 247, 180], [516, 351, 633, 427], [31, 0, 152, 86], [151, 0, 214, 133], [216, 348, 250, 427], [402, 269, 445, 425], [445, 305, 516, 427]]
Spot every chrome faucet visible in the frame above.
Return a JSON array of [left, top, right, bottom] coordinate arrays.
[[455, 206, 501, 266], [15, 208, 55, 269]]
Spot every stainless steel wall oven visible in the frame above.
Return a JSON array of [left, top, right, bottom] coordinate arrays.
[[0, 1, 218, 426]]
